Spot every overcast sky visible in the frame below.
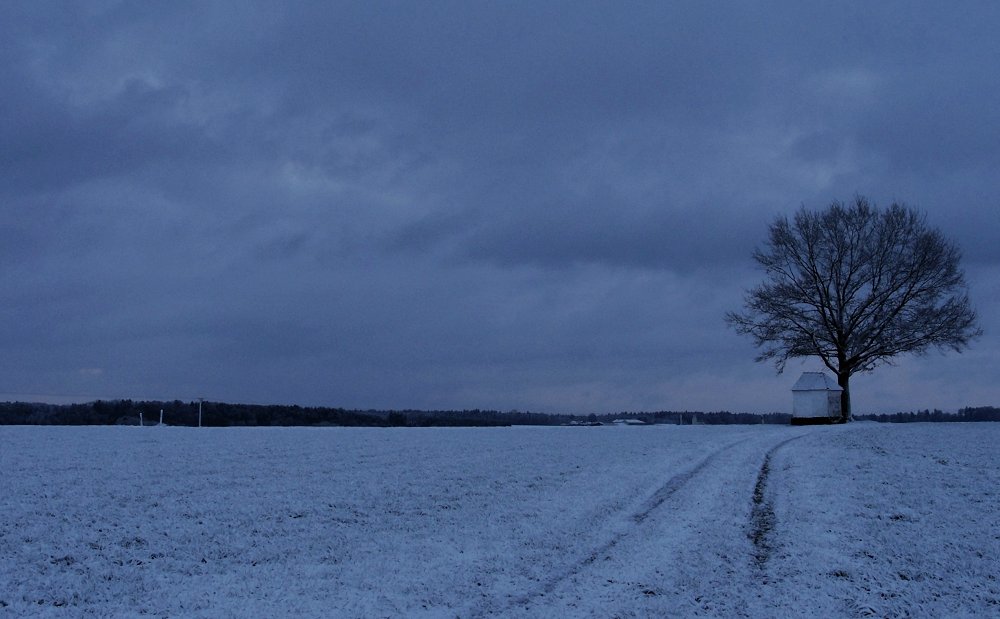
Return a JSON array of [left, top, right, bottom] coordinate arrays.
[[3, 2, 999, 414]]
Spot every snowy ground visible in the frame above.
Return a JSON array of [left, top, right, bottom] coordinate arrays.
[[1, 423, 997, 617]]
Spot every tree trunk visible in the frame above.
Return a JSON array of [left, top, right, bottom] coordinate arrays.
[[837, 372, 852, 423]]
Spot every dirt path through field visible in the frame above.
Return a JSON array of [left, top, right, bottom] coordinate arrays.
[[501, 428, 812, 618]]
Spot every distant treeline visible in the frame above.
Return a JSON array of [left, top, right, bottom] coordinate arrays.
[[604, 411, 792, 425], [0, 400, 791, 427], [0, 400, 521, 427], [2, 400, 995, 427], [856, 407, 1000, 423]]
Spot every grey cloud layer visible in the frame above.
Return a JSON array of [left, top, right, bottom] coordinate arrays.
[[2, 2, 998, 411]]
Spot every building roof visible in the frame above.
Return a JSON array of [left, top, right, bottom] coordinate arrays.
[[791, 371, 843, 392]]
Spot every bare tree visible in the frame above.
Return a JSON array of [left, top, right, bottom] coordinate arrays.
[[727, 197, 981, 422]]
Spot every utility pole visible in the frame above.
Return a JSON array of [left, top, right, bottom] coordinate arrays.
[[198, 398, 204, 428]]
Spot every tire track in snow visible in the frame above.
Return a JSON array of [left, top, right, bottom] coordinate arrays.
[[494, 438, 748, 615], [748, 434, 807, 569], [631, 438, 747, 524]]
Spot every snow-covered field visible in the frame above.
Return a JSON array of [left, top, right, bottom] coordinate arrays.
[[1, 423, 998, 617]]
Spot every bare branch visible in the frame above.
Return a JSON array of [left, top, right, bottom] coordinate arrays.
[[727, 197, 982, 421]]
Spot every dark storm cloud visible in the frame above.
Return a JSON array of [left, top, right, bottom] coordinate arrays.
[[395, 192, 763, 272], [2, 1, 999, 412]]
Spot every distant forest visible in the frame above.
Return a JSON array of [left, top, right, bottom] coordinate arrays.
[[1, 400, 998, 427], [0, 400, 790, 427], [855, 407, 1000, 423]]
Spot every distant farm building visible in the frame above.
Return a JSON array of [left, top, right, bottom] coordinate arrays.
[[791, 372, 842, 425]]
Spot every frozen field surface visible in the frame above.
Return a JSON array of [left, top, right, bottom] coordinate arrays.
[[1, 423, 998, 617]]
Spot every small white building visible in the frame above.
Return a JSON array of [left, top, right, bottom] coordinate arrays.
[[791, 372, 842, 425]]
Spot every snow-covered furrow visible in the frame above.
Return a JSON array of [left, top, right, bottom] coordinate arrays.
[[1, 423, 998, 617], [512, 429, 812, 618], [749, 435, 806, 568], [493, 437, 751, 615], [0, 425, 786, 617], [753, 422, 1000, 618]]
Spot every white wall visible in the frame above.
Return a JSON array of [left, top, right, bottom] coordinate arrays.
[[793, 390, 837, 418]]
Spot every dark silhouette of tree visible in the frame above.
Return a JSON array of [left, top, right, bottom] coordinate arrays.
[[727, 197, 981, 422]]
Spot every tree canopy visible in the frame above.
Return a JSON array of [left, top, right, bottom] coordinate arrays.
[[727, 197, 981, 421]]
